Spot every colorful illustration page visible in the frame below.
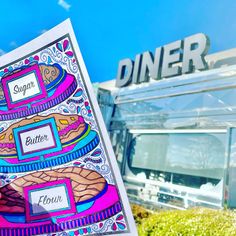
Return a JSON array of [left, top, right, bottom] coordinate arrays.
[[0, 19, 137, 236]]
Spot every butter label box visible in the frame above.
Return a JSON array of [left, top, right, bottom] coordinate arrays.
[[13, 117, 62, 160], [0, 19, 137, 236]]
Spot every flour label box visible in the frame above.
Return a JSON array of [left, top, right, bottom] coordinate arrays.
[[0, 19, 137, 236]]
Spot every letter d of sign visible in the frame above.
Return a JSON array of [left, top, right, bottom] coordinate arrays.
[[115, 58, 133, 87]]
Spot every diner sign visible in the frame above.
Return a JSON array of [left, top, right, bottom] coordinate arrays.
[[116, 33, 210, 87]]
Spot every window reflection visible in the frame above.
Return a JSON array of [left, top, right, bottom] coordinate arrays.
[[127, 132, 226, 208]]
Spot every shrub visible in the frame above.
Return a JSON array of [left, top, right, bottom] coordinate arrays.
[[131, 204, 153, 226], [132, 206, 236, 236]]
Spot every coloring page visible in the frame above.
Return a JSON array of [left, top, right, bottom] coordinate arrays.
[[0, 19, 137, 236]]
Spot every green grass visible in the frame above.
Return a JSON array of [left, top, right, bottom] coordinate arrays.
[[131, 205, 236, 236]]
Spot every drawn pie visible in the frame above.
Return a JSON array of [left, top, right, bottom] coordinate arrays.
[[0, 114, 100, 173], [0, 167, 122, 234], [0, 167, 107, 214]]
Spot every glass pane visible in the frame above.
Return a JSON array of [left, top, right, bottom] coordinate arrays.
[[227, 128, 236, 208], [130, 132, 226, 179], [110, 130, 126, 171], [130, 134, 168, 171], [127, 131, 226, 208]]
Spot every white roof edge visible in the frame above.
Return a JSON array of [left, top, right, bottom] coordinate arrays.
[[206, 48, 236, 68], [98, 79, 117, 91]]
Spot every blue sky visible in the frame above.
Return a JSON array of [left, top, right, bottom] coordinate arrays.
[[1, 0, 236, 82]]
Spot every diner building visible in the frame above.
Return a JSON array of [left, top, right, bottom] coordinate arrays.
[[96, 36, 236, 209]]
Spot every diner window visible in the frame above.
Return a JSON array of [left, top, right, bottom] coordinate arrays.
[[128, 131, 226, 189]]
